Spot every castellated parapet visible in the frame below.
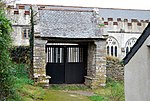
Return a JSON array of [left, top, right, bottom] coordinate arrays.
[[6, 5, 31, 46], [7, 5, 31, 25], [6, 5, 149, 35], [103, 18, 149, 33]]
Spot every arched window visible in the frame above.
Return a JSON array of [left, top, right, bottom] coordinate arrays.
[[111, 46, 113, 56], [115, 46, 117, 57], [107, 46, 109, 55], [125, 38, 137, 55], [126, 47, 129, 55], [106, 37, 119, 57]]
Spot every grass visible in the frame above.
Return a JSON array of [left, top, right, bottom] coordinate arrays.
[[91, 79, 125, 101], [18, 85, 45, 101], [13, 64, 44, 101], [49, 80, 125, 101], [43, 90, 90, 101], [14, 64, 91, 101], [14, 64, 125, 101], [89, 95, 109, 101]]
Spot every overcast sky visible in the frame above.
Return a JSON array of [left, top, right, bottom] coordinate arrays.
[[13, 0, 150, 10]]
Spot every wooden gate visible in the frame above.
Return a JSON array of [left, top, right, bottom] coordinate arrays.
[[46, 45, 87, 84]]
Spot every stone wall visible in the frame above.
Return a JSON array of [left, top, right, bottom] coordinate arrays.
[[85, 40, 106, 88], [94, 40, 107, 86], [106, 56, 124, 81], [33, 38, 50, 88]]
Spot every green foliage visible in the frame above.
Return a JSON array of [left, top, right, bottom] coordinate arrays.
[[13, 64, 45, 101], [28, 6, 36, 79], [89, 95, 109, 101], [99, 23, 105, 27], [94, 79, 125, 101], [10, 46, 30, 65], [107, 80, 124, 101], [13, 64, 33, 86], [0, 9, 17, 100], [13, 64, 35, 101]]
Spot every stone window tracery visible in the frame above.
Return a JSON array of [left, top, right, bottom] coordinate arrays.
[[125, 38, 137, 55], [106, 37, 119, 57]]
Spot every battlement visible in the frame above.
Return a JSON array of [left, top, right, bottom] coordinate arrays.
[[6, 4, 149, 33], [103, 18, 149, 33], [6, 4, 31, 25]]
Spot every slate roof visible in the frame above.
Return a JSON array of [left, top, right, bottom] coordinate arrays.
[[98, 8, 150, 21], [39, 5, 150, 38], [39, 9, 104, 38], [42, 5, 150, 21], [123, 23, 150, 65]]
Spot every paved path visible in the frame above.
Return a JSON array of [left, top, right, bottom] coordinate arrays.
[[64, 90, 95, 96]]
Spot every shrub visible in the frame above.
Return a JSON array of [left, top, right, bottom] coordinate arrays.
[[0, 9, 18, 100], [10, 46, 30, 65], [13, 64, 33, 85]]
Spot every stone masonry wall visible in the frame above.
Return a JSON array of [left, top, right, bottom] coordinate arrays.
[[85, 40, 106, 88], [106, 56, 124, 81], [94, 40, 106, 87], [86, 42, 96, 77], [33, 38, 50, 88]]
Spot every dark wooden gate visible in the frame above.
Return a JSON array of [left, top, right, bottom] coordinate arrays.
[[46, 45, 87, 84]]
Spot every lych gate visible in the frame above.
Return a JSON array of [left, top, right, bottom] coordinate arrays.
[[33, 6, 107, 88]]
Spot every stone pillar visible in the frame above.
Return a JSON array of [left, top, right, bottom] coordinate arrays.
[[33, 38, 51, 88], [94, 40, 106, 87], [84, 42, 96, 87], [85, 40, 106, 88]]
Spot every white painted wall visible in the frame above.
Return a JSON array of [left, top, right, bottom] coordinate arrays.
[[108, 33, 141, 59], [125, 35, 150, 101], [7, 5, 31, 46], [11, 26, 29, 46]]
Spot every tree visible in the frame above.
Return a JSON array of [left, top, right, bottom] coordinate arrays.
[[0, 9, 15, 100], [0, 1, 18, 100], [29, 6, 37, 79]]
